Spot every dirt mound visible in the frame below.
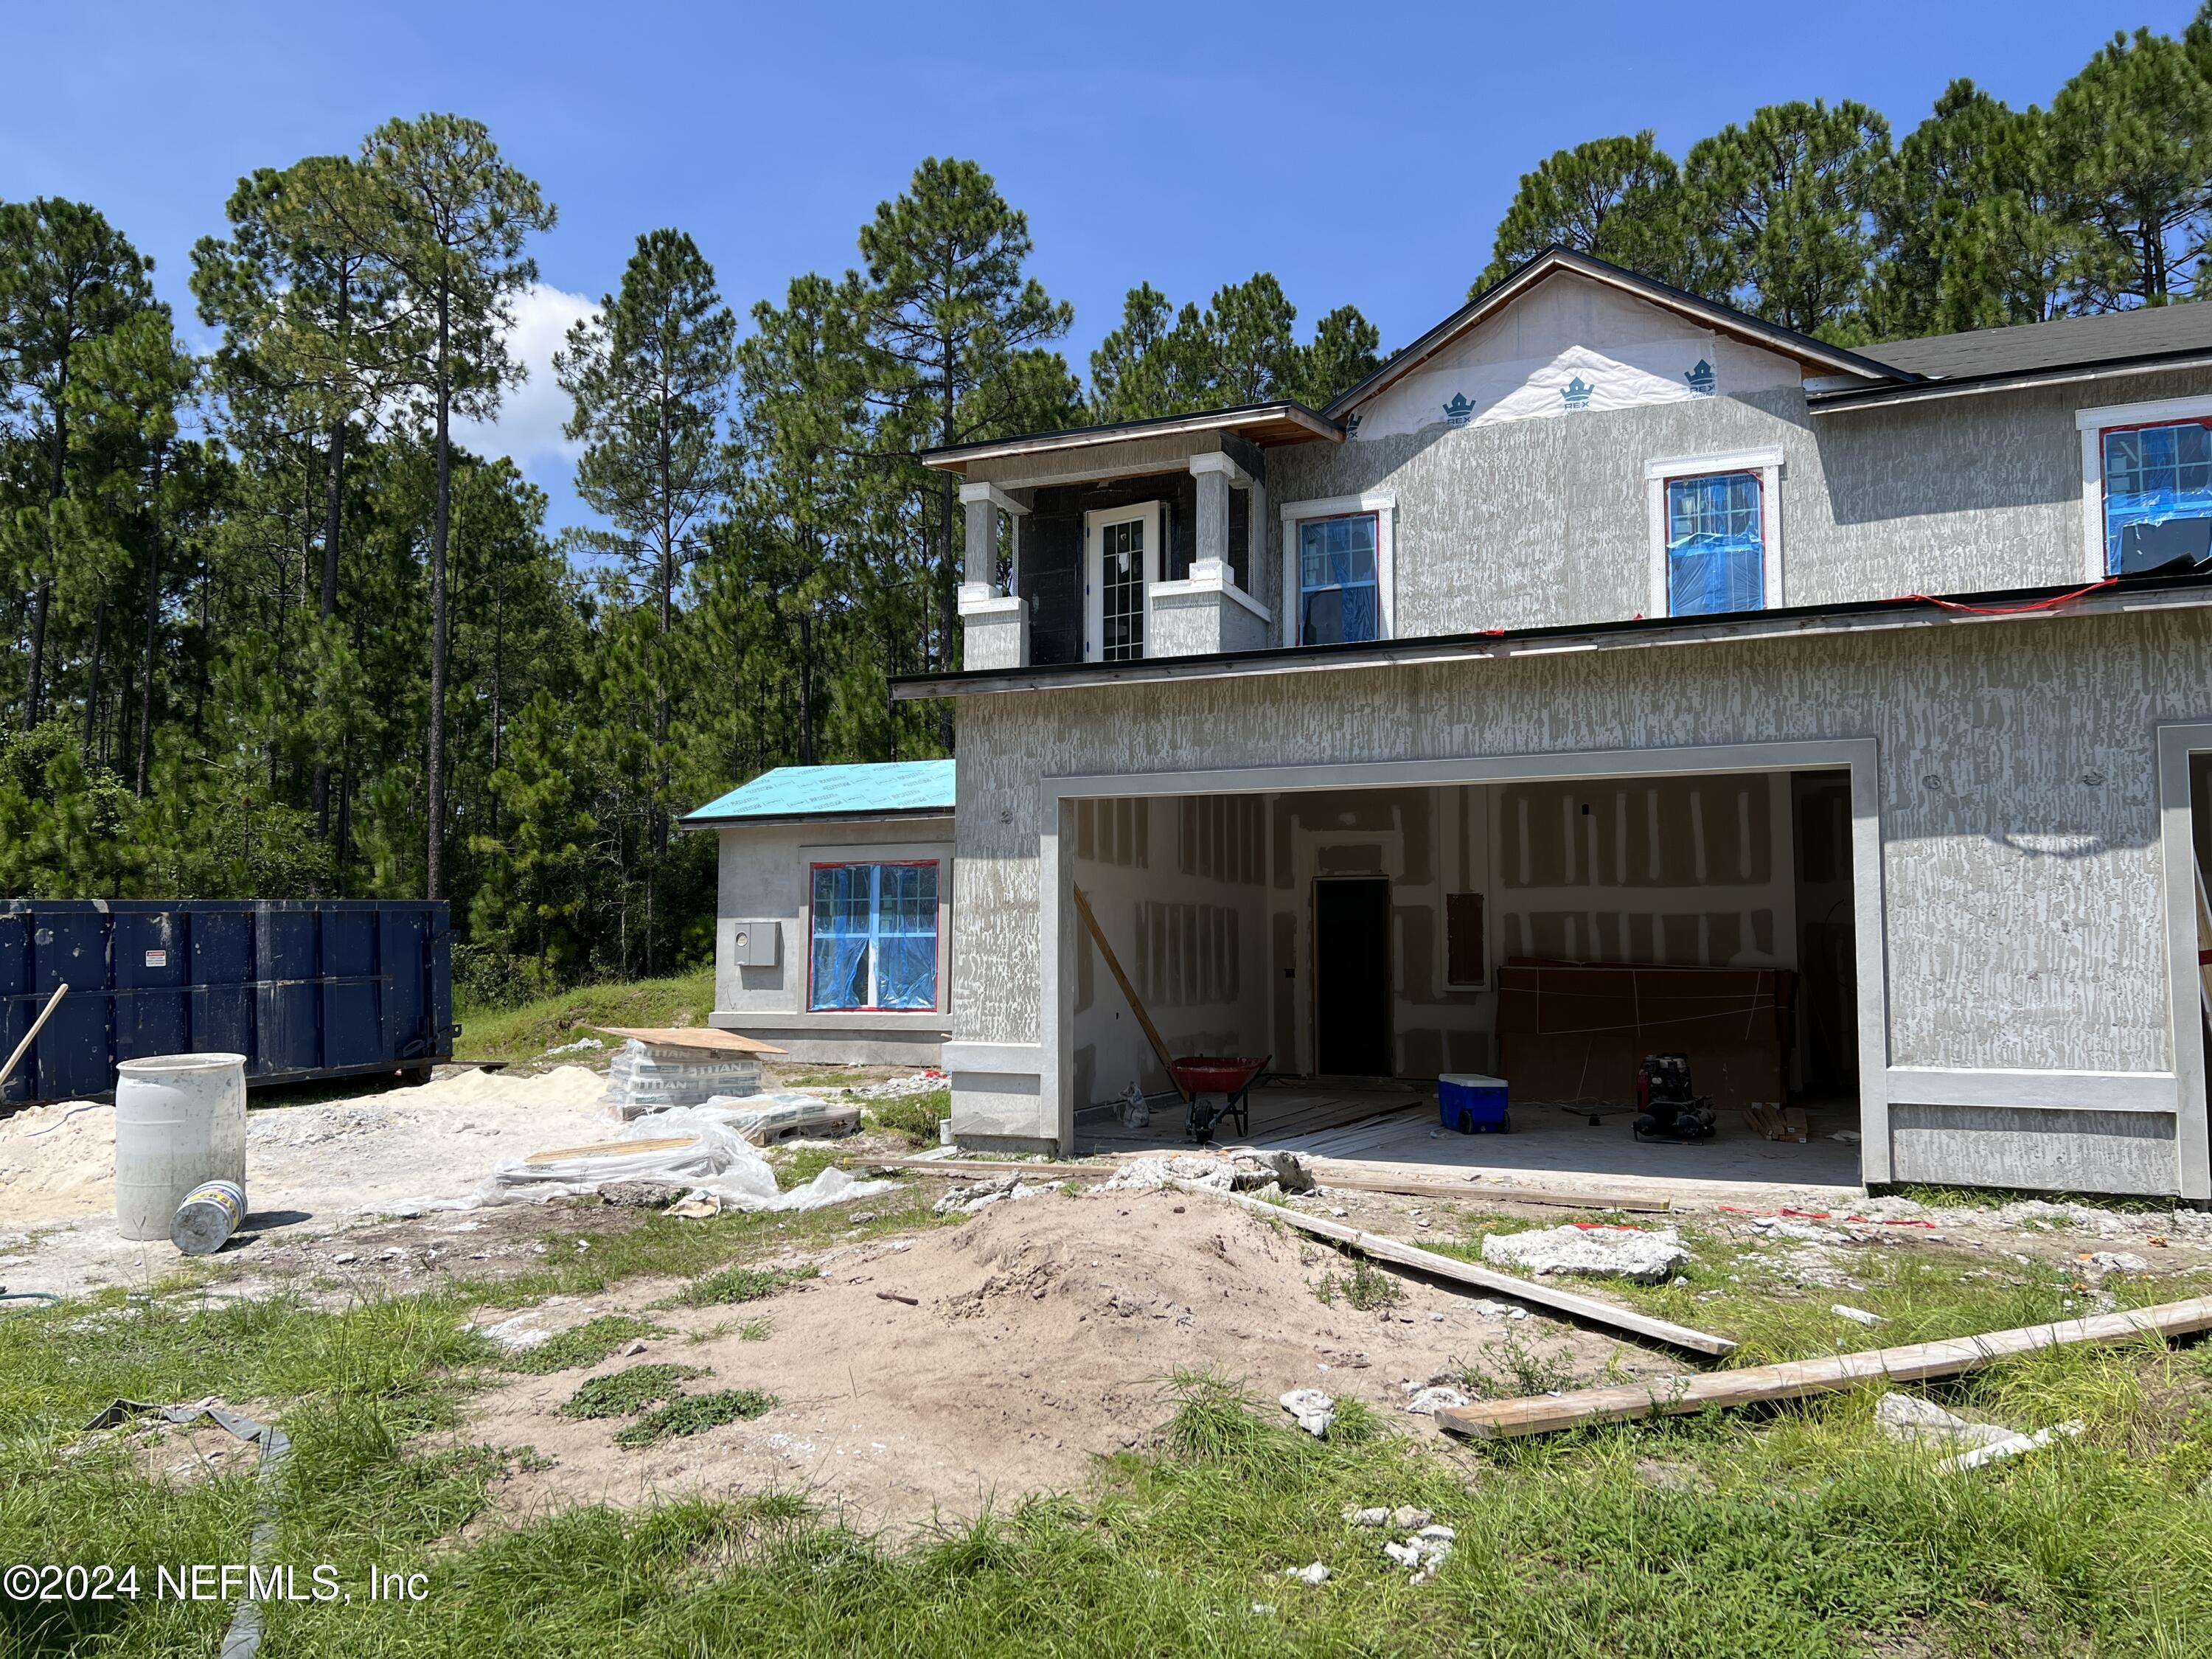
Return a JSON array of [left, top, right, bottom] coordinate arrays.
[[468, 1186, 1644, 1532]]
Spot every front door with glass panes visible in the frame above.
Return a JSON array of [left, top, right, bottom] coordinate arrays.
[[1084, 502, 1160, 662]]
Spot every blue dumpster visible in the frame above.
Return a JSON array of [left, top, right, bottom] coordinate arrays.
[[0, 900, 454, 1108]]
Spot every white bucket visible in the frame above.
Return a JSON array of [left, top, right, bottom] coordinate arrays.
[[114, 1053, 248, 1242]]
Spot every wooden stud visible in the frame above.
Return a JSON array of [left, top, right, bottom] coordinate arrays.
[[1438, 1295, 2212, 1440]]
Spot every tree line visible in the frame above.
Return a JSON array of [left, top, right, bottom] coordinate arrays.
[[4, 14, 2210, 995]]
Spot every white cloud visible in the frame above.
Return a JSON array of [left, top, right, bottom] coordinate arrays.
[[453, 282, 597, 470]]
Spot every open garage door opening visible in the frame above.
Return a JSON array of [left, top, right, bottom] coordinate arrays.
[[1062, 765, 1868, 1194]]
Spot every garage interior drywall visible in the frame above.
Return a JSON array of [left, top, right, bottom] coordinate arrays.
[[1067, 770, 1857, 1108]]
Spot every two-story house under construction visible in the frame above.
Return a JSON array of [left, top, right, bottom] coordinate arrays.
[[892, 248, 2212, 1202]]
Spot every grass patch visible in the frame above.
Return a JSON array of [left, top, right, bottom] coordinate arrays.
[[559, 1364, 708, 1419], [869, 1086, 950, 1147], [1313, 1256, 1405, 1312], [499, 1314, 666, 1374], [679, 1262, 819, 1308], [452, 968, 717, 1068], [613, 1388, 779, 1446], [771, 1144, 843, 1191]]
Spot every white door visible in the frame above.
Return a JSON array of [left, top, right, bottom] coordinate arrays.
[[1084, 502, 1161, 663]]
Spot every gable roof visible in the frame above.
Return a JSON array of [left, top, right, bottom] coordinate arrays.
[[1321, 247, 1912, 422], [1809, 302, 2212, 411], [680, 760, 956, 826]]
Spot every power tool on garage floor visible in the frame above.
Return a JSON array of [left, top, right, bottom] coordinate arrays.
[[1632, 1051, 1717, 1143]]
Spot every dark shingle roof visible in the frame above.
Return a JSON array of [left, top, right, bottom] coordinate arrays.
[[1869, 304, 2212, 380]]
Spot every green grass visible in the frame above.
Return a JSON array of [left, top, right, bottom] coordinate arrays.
[[1314, 1256, 1405, 1312], [559, 1365, 707, 1419], [501, 1315, 667, 1374], [452, 968, 718, 1068], [868, 1086, 950, 1147], [770, 1144, 844, 1190], [678, 1262, 818, 1308], [12, 1206, 2212, 1656], [613, 1388, 779, 1447]]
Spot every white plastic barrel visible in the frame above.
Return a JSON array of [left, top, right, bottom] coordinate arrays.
[[114, 1053, 248, 1242]]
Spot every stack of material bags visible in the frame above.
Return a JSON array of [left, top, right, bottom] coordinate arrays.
[[596, 1026, 782, 1119]]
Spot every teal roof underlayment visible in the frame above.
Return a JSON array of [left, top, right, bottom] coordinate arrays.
[[679, 760, 956, 825]]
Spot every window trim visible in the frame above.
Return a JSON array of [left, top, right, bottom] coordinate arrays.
[[805, 857, 944, 1014], [1082, 501, 1162, 663], [2076, 394, 2212, 580], [1279, 492, 1395, 647], [1643, 448, 1785, 617]]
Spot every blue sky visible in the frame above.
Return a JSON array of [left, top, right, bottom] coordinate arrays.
[[4, 0, 2197, 532]]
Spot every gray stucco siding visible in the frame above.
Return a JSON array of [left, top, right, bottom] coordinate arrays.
[[1258, 367, 2212, 643], [950, 608, 2212, 1085]]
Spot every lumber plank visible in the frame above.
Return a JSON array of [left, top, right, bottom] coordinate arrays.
[[525, 1135, 698, 1164], [1310, 1169, 1672, 1214], [1438, 1295, 2212, 1440], [593, 1025, 787, 1055], [1185, 1183, 1735, 1357]]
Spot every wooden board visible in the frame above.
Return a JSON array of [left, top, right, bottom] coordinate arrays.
[[1438, 1295, 2212, 1440], [1309, 1169, 1671, 1214], [1187, 1183, 1735, 1356], [526, 1135, 700, 1164], [593, 1025, 788, 1056]]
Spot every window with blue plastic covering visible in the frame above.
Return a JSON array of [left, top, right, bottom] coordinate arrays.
[[1664, 471, 1765, 615], [808, 862, 939, 1012], [2102, 419, 2212, 574], [1297, 513, 1380, 644]]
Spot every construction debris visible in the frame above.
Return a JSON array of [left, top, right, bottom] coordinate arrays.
[[1478, 1223, 1691, 1284], [1404, 1383, 1471, 1415], [1937, 1420, 2084, 1473], [1874, 1392, 2013, 1449], [1383, 1524, 1455, 1583], [1439, 1295, 2212, 1440], [1832, 1304, 1885, 1327], [1189, 1184, 1736, 1356], [933, 1175, 1053, 1217], [1279, 1388, 1336, 1436], [1281, 1562, 1330, 1586]]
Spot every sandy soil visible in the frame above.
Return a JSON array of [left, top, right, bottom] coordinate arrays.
[[0, 1065, 616, 1298], [465, 1184, 1649, 1534]]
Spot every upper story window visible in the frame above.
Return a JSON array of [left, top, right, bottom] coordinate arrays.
[[1644, 448, 1784, 618], [1084, 502, 1159, 662], [2078, 396, 2212, 579], [1298, 515, 1380, 644], [809, 860, 939, 1012], [1665, 473, 1765, 613], [1279, 493, 1396, 647]]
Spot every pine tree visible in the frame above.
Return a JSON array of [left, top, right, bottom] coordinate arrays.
[[554, 228, 736, 861], [0, 198, 156, 730], [2053, 25, 2212, 307], [1475, 133, 1687, 293], [855, 158, 1074, 742], [327, 114, 555, 901], [1682, 100, 1892, 341]]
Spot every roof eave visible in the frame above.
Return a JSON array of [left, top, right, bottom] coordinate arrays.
[[676, 804, 957, 830], [890, 571, 2212, 700], [1809, 345, 2212, 413], [919, 402, 1343, 474]]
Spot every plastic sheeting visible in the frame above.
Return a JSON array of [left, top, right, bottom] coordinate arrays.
[[380, 1104, 896, 1214], [809, 862, 938, 1011], [1665, 472, 1764, 615], [2103, 422, 2212, 573]]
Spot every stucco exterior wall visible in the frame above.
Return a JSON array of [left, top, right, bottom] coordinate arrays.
[[1262, 367, 2212, 643], [712, 815, 955, 1065], [945, 608, 2212, 1190]]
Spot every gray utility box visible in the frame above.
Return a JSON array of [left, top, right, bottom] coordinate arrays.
[[730, 919, 780, 967]]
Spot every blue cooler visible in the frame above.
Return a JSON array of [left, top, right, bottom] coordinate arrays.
[[1439, 1072, 1509, 1134]]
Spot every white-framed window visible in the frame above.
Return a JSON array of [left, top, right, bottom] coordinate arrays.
[[2076, 394, 2212, 578], [1083, 501, 1161, 662], [1643, 448, 1785, 617], [807, 860, 940, 1012], [1278, 493, 1395, 646]]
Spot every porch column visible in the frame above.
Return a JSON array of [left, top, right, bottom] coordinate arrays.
[[1187, 450, 1251, 583], [957, 481, 1031, 670]]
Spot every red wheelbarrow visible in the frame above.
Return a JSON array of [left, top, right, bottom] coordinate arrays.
[[1170, 1054, 1271, 1145]]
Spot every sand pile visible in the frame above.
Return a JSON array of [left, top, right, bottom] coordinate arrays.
[[470, 1185, 1638, 1531], [0, 1065, 613, 1228]]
